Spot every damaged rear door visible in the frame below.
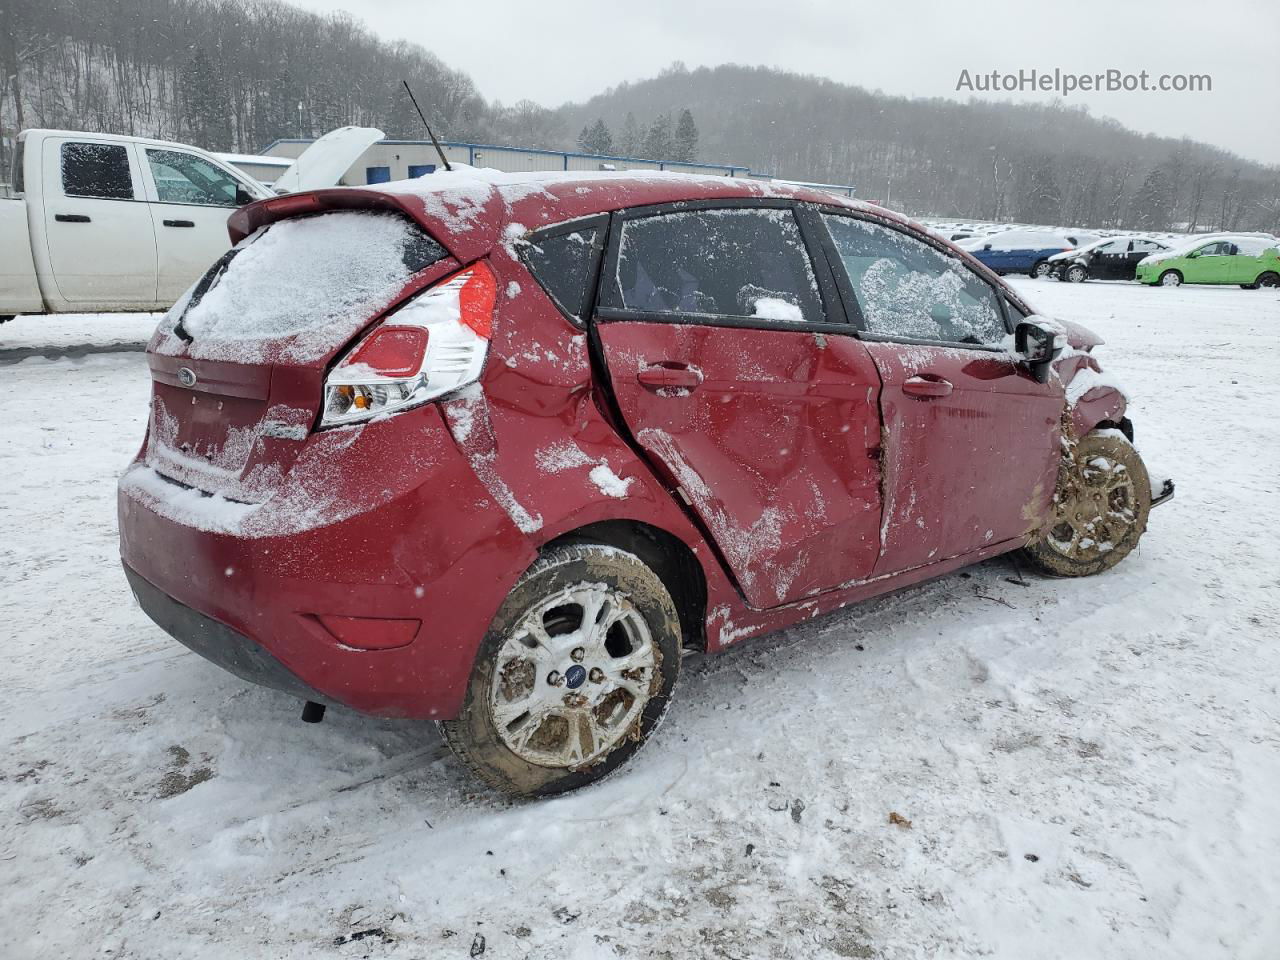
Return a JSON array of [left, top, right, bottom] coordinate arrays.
[[592, 201, 884, 608], [820, 213, 1064, 575]]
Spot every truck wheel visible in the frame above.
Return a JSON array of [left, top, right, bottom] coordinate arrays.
[[1031, 260, 1052, 279], [1258, 272, 1280, 288], [440, 544, 682, 798], [1021, 430, 1152, 578], [1065, 264, 1088, 283], [1159, 270, 1183, 287]]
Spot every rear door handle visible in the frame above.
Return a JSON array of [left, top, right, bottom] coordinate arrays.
[[903, 375, 953, 398], [55, 214, 91, 223], [637, 362, 704, 392], [163, 219, 196, 228]]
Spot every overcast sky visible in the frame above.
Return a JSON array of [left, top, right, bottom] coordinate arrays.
[[294, 0, 1279, 166]]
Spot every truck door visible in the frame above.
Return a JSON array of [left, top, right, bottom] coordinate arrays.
[[139, 147, 253, 304], [41, 137, 158, 306]]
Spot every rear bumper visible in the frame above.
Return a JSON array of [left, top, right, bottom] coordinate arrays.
[[125, 563, 333, 704], [118, 406, 537, 719]]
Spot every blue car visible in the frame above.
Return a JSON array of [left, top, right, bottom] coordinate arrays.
[[960, 229, 1099, 277]]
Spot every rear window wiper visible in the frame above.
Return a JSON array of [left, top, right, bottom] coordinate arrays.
[[173, 248, 239, 344]]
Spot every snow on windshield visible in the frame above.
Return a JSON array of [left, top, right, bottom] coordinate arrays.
[[154, 211, 445, 363]]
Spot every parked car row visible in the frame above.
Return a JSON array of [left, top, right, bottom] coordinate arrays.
[[953, 225, 1279, 289]]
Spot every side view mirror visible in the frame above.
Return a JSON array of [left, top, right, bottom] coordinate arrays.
[[983, 243, 993, 251], [1015, 320, 1066, 384], [234, 185, 255, 206]]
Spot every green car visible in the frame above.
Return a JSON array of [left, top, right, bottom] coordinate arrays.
[[1135, 235, 1280, 288]]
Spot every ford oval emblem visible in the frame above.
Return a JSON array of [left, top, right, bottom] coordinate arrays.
[[177, 367, 197, 388]]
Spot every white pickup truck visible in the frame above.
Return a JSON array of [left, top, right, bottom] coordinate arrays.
[[1, 126, 382, 322]]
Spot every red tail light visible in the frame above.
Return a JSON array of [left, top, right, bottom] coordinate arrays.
[[321, 261, 496, 427]]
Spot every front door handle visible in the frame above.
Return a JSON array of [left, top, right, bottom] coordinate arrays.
[[163, 219, 196, 228], [55, 213, 91, 223], [637, 362, 704, 392], [903, 375, 953, 399]]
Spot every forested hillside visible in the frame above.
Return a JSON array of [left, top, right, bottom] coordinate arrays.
[[560, 64, 1280, 232], [4, 0, 1277, 231]]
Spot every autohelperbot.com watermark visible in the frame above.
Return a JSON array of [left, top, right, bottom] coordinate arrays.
[[956, 68, 1211, 96]]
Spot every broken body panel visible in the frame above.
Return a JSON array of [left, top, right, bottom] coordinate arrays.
[[119, 170, 1141, 719]]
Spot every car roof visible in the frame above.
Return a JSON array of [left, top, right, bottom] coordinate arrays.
[[230, 166, 915, 263]]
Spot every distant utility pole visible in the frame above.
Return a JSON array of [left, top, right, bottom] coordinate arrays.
[[297, 101, 303, 139]]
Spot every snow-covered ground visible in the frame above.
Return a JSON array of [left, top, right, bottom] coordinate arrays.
[[2, 280, 1278, 959]]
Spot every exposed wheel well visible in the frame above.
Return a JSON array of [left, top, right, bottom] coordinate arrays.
[[1094, 417, 1134, 442], [544, 520, 708, 652]]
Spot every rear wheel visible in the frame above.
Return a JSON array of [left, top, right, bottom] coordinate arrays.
[[1159, 270, 1183, 287], [1031, 260, 1052, 279], [1258, 272, 1280, 288], [0, 315, 14, 324], [440, 544, 681, 798], [1021, 431, 1152, 578], [1065, 264, 1088, 284]]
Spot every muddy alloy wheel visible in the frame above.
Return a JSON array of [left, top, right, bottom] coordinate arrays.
[[1021, 431, 1152, 577], [1159, 270, 1183, 287], [440, 544, 681, 798], [1066, 264, 1088, 283]]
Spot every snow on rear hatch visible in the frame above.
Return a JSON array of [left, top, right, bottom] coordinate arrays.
[[143, 210, 447, 503], [154, 210, 446, 364]]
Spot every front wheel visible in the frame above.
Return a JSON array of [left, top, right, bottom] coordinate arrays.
[[1031, 260, 1052, 279], [440, 543, 682, 798], [1159, 270, 1183, 287], [1021, 430, 1152, 578], [1257, 272, 1280, 289], [1065, 264, 1088, 283]]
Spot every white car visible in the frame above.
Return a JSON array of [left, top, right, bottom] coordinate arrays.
[[1, 126, 381, 321]]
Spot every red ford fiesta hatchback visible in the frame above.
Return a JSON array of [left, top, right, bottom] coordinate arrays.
[[119, 170, 1172, 797]]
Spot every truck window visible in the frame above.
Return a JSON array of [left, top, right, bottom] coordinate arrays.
[[146, 149, 242, 207], [61, 142, 134, 200]]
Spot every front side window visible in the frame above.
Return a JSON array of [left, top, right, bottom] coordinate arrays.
[[609, 207, 823, 324], [146, 149, 241, 206], [824, 215, 1006, 346], [62, 142, 134, 200]]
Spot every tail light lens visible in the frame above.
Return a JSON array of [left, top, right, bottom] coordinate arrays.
[[321, 261, 496, 427]]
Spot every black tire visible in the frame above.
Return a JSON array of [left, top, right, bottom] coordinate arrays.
[[1031, 260, 1052, 279], [1065, 264, 1088, 284], [1241, 283, 1259, 290], [0, 315, 14, 324], [440, 544, 682, 798], [1158, 270, 1183, 287], [1021, 431, 1152, 578], [1257, 272, 1280, 289]]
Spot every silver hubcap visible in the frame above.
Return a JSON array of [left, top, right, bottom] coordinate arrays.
[[1161, 272, 1181, 286], [490, 583, 657, 769], [1047, 454, 1137, 562]]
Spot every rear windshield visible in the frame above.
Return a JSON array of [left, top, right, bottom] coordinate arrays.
[[157, 210, 447, 362]]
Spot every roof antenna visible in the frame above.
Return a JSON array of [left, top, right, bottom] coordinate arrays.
[[401, 80, 452, 172]]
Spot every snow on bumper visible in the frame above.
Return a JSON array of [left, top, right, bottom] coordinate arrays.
[[117, 407, 537, 719]]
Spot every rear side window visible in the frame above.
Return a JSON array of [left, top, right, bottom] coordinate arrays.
[[62, 142, 134, 200], [608, 207, 823, 324], [824, 215, 1006, 346], [164, 211, 448, 362], [519, 225, 601, 321]]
